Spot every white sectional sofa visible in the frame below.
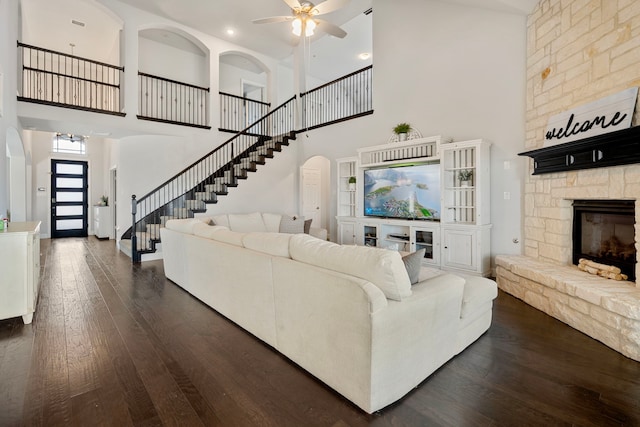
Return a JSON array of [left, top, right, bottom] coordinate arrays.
[[161, 213, 497, 413]]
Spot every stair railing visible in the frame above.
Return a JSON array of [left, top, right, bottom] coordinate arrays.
[[300, 65, 373, 131], [127, 95, 296, 262]]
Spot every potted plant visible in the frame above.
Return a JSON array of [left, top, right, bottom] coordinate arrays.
[[458, 169, 474, 187], [100, 195, 109, 206], [348, 176, 356, 191], [393, 122, 412, 141]]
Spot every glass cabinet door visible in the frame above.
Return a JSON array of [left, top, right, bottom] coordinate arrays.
[[412, 228, 440, 265]]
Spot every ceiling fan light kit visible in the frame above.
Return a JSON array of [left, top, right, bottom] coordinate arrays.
[[253, 0, 349, 39]]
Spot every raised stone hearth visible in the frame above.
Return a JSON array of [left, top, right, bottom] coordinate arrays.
[[496, 255, 640, 362]]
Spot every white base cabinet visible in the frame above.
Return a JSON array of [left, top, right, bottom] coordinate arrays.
[[441, 225, 492, 276], [94, 206, 111, 239], [0, 222, 41, 324], [337, 217, 357, 245]]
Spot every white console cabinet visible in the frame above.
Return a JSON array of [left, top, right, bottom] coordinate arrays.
[[0, 222, 41, 324], [94, 205, 111, 239], [335, 137, 491, 276]]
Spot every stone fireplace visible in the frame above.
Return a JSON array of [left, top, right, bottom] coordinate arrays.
[[572, 199, 636, 282], [506, 0, 640, 363]]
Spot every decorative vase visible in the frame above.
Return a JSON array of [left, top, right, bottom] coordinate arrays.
[[348, 183, 356, 191], [398, 132, 408, 142], [461, 180, 471, 187]]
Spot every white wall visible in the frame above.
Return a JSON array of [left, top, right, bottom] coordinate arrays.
[[20, 0, 122, 64], [139, 35, 208, 87], [219, 62, 267, 96], [0, 0, 21, 219], [302, 0, 527, 261]]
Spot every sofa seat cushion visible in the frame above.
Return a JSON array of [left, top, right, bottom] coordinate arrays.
[[289, 234, 412, 301], [228, 212, 266, 232], [460, 276, 498, 319], [243, 232, 292, 258]]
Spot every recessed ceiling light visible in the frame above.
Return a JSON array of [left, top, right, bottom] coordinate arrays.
[[358, 52, 371, 60], [226, 28, 235, 36]]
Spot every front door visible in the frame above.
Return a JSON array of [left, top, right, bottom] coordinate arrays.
[[51, 159, 88, 238]]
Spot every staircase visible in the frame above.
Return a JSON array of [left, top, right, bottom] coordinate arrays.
[[120, 65, 374, 262], [120, 95, 297, 262]]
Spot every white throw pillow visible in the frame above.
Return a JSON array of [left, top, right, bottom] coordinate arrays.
[[261, 213, 282, 233], [289, 234, 412, 301], [228, 212, 267, 232], [242, 232, 292, 258], [279, 215, 305, 234]]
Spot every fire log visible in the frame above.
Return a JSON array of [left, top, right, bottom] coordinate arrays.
[[578, 258, 622, 274]]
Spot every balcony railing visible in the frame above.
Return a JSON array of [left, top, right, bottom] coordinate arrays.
[[138, 72, 210, 129], [300, 65, 373, 131], [219, 92, 271, 133], [17, 42, 124, 116]]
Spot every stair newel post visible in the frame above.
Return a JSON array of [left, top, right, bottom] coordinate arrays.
[[131, 194, 138, 263]]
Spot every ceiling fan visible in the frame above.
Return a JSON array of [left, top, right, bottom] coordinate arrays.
[[253, 0, 349, 39]]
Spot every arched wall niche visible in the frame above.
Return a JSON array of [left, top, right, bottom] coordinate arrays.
[[138, 25, 210, 88], [219, 51, 270, 103]]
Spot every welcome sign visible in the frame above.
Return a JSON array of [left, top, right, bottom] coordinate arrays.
[[544, 87, 638, 147]]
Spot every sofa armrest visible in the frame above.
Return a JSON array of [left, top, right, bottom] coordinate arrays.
[[309, 227, 327, 240]]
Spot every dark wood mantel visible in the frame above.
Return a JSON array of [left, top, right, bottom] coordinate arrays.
[[518, 126, 640, 175]]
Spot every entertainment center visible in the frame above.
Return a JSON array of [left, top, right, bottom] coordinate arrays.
[[336, 135, 492, 276]]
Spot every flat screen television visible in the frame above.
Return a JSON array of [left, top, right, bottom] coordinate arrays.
[[363, 163, 440, 220]]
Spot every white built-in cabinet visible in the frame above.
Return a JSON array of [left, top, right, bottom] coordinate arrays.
[[440, 139, 492, 275], [0, 222, 41, 324], [335, 137, 491, 276]]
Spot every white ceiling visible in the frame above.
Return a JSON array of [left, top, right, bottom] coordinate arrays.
[[113, 0, 538, 61]]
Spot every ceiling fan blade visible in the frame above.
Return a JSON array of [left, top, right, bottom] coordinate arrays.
[[281, 0, 302, 10], [315, 19, 347, 38], [312, 0, 350, 15], [252, 16, 294, 24]]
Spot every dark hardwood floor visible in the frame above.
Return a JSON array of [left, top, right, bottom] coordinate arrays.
[[1, 237, 639, 426]]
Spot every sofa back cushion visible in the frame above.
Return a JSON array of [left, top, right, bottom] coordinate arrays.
[[211, 214, 230, 228], [165, 218, 205, 234], [243, 232, 292, 258], [289, 234, 412, 301], [228, 212, 267, 232], [209, 229, 246, 247], [192, 223, 229, 239], [261, 213, 282, 233]]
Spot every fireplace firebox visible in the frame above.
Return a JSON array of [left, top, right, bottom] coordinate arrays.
[[572, 200, 636, 281]]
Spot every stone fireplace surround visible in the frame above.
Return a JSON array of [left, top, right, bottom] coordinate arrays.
[[497, 144, 640, 362]]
